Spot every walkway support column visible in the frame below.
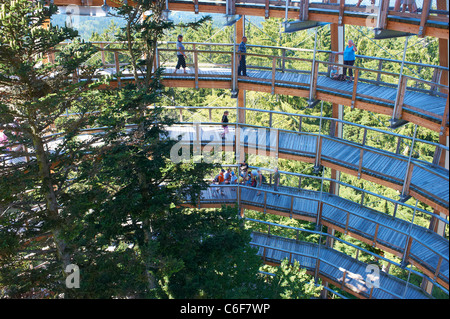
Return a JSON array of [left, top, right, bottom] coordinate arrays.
[[236, 16, 246, 164]]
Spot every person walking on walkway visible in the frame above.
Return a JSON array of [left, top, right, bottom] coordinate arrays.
[[337, 39, 357, 83], [174, 35, 187, 74], [256, 169, 263, 196], [221, 111, 229, 139], [237, 36, 247, 77], [273, 167, 280, 196]]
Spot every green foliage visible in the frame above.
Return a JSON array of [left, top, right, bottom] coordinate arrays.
[[262, 259, 322, 299]]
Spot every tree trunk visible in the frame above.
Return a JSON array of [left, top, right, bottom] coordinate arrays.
[[31, 132, 71, 271]]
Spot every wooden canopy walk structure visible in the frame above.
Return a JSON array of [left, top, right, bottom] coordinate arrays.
[[250, 231, 429, 299], [42, 1, 449, 298], [188, 180, 449, 291], [183, 183, 448, 298], [69, 41, 450, 135], [164, 118, 449, 215], [53, 0, 449, 39]]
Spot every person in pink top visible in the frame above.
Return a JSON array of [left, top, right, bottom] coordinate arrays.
[[0, 129, 9, 151]]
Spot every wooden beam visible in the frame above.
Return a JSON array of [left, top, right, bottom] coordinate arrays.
[[418, 0, 432, 38], [351, 69, 359, 108]]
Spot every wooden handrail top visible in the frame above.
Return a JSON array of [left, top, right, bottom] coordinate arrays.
[[56, 41, 450, 72]]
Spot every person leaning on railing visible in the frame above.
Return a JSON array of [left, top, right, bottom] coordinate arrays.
[[336, 39, 357, 83]]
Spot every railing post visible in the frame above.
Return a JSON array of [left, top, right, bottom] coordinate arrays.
[[400, 124, 417, 202], [351, 69, 359, 109], [308, 27, 319, 107], [99, 43, 106, 67], [271, 56, 276, 95], [281, 48, 286, 72], [376, 60, 383, 83], [314, 135, 323, 171], [373, 223, 379, 247], [357, 127, 367, 179], [114, 51, 121, 87], [193, 44, 199, 89], [390, 36, 409, 127]]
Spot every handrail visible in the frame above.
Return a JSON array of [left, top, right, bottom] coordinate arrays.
[[201, 183, 449, 289], [246, 217, 445, 298], [19, 108, 447, 215], [237, 183, 449, 258], [157, 105, 449, 151], [171, 121, 449, 213], [63, 40, 449, 87], [30, 117, 447, 223]]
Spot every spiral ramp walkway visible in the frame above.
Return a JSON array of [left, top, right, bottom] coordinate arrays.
[[50, 0, 449, 299], [167, 124, 449, 214]]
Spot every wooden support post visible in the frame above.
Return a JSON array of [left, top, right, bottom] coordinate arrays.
[[100, 43, 106, 67], [402, 236, 413, 266], [114, 51, 121, 87], [299, 0, 309, 21], [434, 256, 443, 280], [373, 224, 379, 247], [344, 212, 350, 234], [338, 0, 345, 26], [376, 60, 383, 83], [281, 49, 286, 72], [263, 191, 267, 213], [314, 135, 323, 169], [264, 0, 270, 18], [393, 76, 408, 120], [311, 61, 319, 101], [357, 148, 365, 179], [317, 202, 323, 226], [341, 270, 347, 289], [377, 0, 390, 31], [439, 96, 449, 164], [193, 45, 199, 89], [357, 127, 367, 178], [290, 196, 294, 218], [271, 57, 276, 95], [351, 69, 359, 109], [194, 0, 199, 14], [418, 0, 431, 38], [401, 163, 414, 199]]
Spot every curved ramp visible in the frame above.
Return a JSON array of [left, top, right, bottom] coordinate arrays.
[[250, 232, 431, 299], [195, 184, 449, 289]]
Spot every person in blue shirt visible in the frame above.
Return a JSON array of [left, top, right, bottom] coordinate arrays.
[[237, 36, 248, 77], [337, 39, 357, 83]]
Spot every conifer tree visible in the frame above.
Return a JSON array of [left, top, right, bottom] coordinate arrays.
[[0, 0, 104, 297]]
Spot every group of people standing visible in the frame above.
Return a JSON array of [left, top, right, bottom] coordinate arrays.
[[212, 162, 281, 198]]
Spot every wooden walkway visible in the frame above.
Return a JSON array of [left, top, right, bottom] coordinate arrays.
[[161, 66, 448, 134], [52, 1, 449, 39], [166, 124, 449, 214], [195, 184, 449, 290], [166, 0, 449, 39], [250, 231, 430, 299]]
